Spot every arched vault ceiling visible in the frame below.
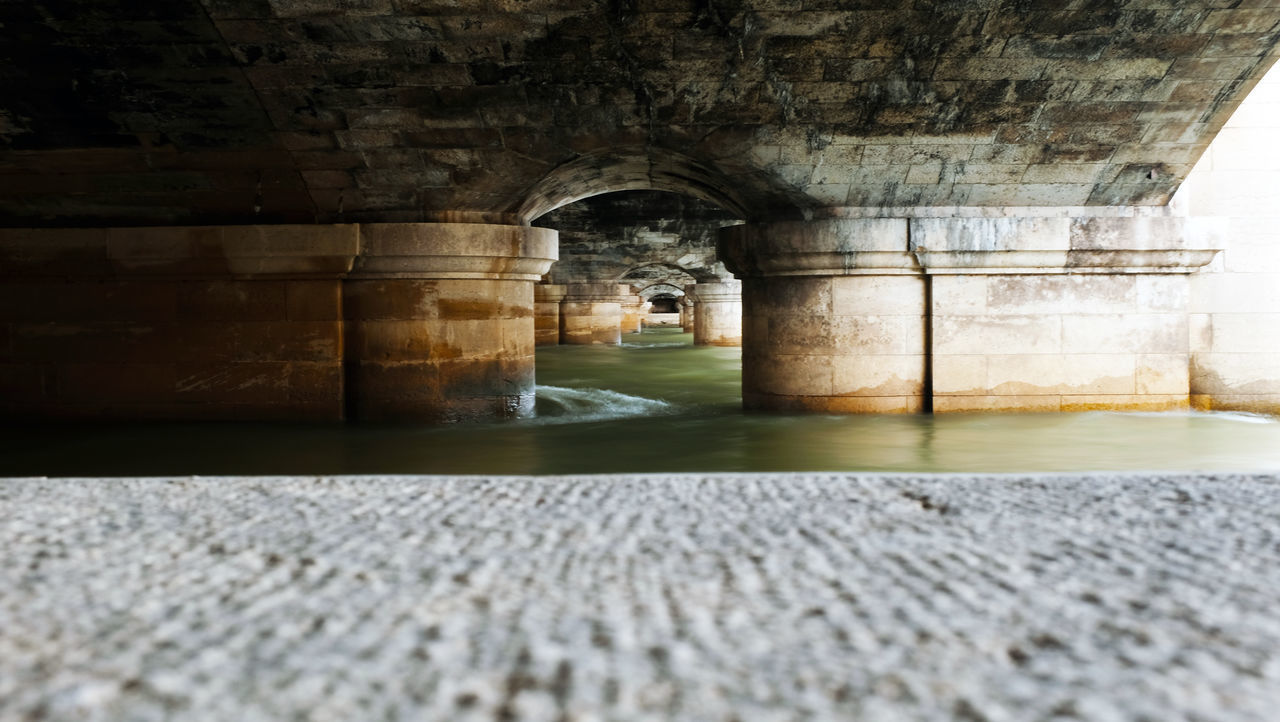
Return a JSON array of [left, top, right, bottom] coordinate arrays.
[[1, 0, 1278, 226]]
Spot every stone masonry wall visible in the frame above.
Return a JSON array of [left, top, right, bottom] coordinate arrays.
[[0, 222, 556, 423], [0, 226, 353, 421], [0, 278, 344, 420], [1176, 61, 1280, 415], [931, 274, 1191, 412]]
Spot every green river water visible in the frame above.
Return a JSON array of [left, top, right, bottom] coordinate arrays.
[[3, 327, 1280, 476]]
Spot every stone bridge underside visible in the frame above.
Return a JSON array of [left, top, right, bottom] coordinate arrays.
[[2, 0, 1278, 223], [2, 1, 1280, 421]]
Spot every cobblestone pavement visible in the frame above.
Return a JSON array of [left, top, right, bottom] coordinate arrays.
[[3, 473, 1280, 721]]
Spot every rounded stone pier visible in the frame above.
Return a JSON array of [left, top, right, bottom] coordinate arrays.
[[560, 283, 626, 345], [620, 290, 646, 335], [721, 212, 1224, 415], [720, 219, 927, 414], [533, 283, 566, 346], [680, 294, 696, 333], [687, 280, 743, 346], [345, 223, 556, 422]]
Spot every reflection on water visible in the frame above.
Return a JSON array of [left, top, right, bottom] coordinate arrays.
[[3, 327, 1280, 476]]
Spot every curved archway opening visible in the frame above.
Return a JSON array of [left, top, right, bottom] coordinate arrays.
[[634, 282, 687, 301], [530, 182, 745, 423], [648, 294, 680, 314], [620, 262, 700, 286], [516, 148, 754, 224]]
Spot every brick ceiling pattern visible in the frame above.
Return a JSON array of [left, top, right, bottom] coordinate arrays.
[[1, 1, 1278, 225]]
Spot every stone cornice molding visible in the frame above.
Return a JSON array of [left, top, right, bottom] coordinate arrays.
[[533, 283, 568, 303], [561, 282, 632, 303], [718, 219, 919, 277], [0, 222, 558, 281], [351, 223, 557, 281], [0, 225, 360, 279], [686, 280, 743, 303], [909, 217, 1224, 275], [719, 214, 1225, 277]]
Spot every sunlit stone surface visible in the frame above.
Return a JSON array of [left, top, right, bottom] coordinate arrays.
[[687, 280, 743, 347], [3, 473, 1280, 720], [1179, 62, 1280, 416], [559, 283, 626, 346]]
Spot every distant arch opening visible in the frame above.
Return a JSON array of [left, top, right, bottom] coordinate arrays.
[[648, 294, 679, 314], [516, 148, 752, 223]]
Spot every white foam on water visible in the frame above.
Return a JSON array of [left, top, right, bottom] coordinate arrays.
[[533, 385, 674, 424], [619, 341, 691, 349]]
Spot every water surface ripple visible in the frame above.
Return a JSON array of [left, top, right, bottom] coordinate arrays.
[[3, 328, 1278, 476]]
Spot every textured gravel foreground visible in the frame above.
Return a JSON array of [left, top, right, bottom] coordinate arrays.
[[4, 474, 1280, 721]]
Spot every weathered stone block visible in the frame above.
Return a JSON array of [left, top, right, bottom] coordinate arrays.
[[500, 318, 535, 357], [745, 354, 833, 397], [1206, 313, 1280, 353], [986, 354, 1136, 396], [911, 217, 1071, 253], [344, 280, 440, 321], [832, 276, 925, 316], [286, 362, 344, 419], [349, 320, 440, 362], [175, 362, 291, 404], [1067, 394, 1190, 412], [985, 275, 1135, 316], [1134, 275, 1189, 312], [929, 275, 988, 316], [57, 363, 177, 404], [177, 281, 287, 321], [1189, 272, 1280, 313], [934, 315, 1062, 356], [932, 355, 988, 396], [0, 282, 178, 323], [933, 394, 1061, 413], [347, 361, 440, 420], [1060, 313, 1187, 354], [1192, 351, 1280, 395], [287, 281, 343, 321], [832, 355, 925, 397], [179, 321, 342, 363], [1137, 354, 1190, 396], [9, 323, 177, 365], [832, 316, 918, 356]]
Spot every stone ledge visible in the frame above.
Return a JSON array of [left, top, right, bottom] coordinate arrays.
[[686, 280, 742, 303], [721, 214, 1226, 277], [0, 225, 359, 279], [0, 223, 559, 281], [352, 223, 558, 280], [533, 283, 568, 303], [560, 282, 633, 303]]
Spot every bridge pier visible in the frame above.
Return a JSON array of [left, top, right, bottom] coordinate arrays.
[[344, 223, 556, 422], [686, 281, 743, 347], [0, 222, 557, 423], [620, 290, 646, 335], [558, 283, 626, 345], [533, 283, 567, 347], [721, 212, 1223, 414]]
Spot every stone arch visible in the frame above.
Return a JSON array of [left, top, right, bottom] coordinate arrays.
[[634, 282, 687, 301], [618, 261, 707, 284], [516, 148, 753, 223]]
